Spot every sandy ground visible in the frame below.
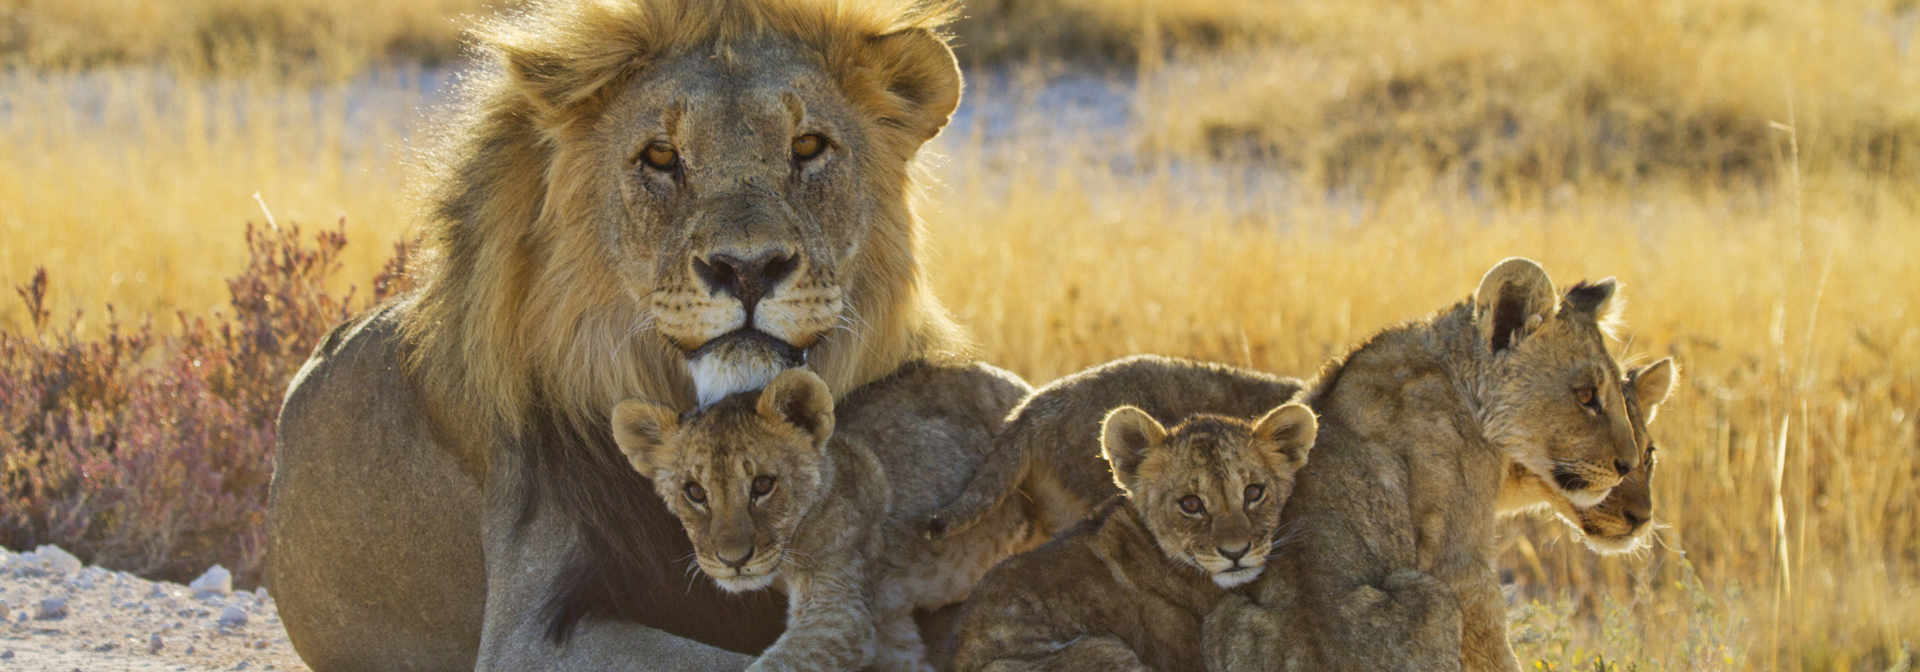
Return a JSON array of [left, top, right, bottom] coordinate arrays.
[[0, 547, 309, 672]]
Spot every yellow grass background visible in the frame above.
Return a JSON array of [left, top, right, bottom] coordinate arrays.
[[3, 0, 1917, 668]]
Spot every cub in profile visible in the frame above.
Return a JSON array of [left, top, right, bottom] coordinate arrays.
[[613, 364, 1037, 672], [949, 403, 1318, 672]]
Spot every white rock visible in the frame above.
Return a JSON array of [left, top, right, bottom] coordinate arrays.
[[218, 605, 249, 628], [33, 545, 82, 575], [189, 565, 233, 595], [36, 597, 68, 620]]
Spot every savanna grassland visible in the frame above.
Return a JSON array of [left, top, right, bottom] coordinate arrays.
[[2, 0, 1917, 669]]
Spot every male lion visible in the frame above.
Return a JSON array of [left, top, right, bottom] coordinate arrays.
[[614, 364, 1039, 672], [267, 1, 969, 669], [1200, 258, 1650, 672], [949, 403, 1317, 672]]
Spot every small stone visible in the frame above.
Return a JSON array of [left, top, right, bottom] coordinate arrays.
[[0, 650, 11, 659], [148, 584, 171, 598], [149, 633, 165, 653], [33, 545, 82, 575], [0, 600, 9, 621], [36, 597, 68, 620], [95, 641, 117, 652], [218, 606, 248, 628], [189, 565, 232, 595], [234, 662, 251, 670], [186, 645, 197, 655]]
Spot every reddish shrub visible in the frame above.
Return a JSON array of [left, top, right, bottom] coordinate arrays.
[[0, 220, 410, 587]]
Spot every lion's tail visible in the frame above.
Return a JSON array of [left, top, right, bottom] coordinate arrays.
[[920, 432, 1030, 541]]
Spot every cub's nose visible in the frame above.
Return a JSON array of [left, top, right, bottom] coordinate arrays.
[[1613, 458, 1635, 477], [1621, 505, 1651, 532], [716, 547, 756, 571], [1217, 543, 1251, 562], [694, 251, 801, 310]]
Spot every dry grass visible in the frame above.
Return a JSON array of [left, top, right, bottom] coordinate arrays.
[[2, 0, 1917, 669], [1, 0, 494, 72]]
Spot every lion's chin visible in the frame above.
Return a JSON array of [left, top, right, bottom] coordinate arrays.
[[709, 570, 778, 594], [686, 330, 809, 407], [1211, 566, 1264, 589]]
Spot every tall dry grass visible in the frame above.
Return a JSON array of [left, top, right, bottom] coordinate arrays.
[[2, 0, 1916, 669]]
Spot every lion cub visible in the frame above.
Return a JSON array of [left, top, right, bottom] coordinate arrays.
[[949, 403, 1317, 672], [613, 364, 1037, 672]]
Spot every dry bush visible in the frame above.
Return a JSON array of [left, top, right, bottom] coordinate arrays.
[[0, 222, 409, 586]]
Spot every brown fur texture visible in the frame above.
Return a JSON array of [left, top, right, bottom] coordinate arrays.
[[1201, 258, 1647, 672], [923, 355, 1308, 541], [948, 404, 1317, 672], [615, 362, 1038, 672], [270, 1, 974, 669]]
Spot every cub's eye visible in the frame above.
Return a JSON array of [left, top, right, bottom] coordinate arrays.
[[792, 134, 827, 161], [684, 482, 707, 504], [1179, 495, 1205, 515], [1574, 386, 1601, 412], [639, 142, 679, 171], [751, 475, 777, 497], [1244, 484, 1265, 505]]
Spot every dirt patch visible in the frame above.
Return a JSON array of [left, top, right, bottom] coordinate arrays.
[[0, 547, 308, 672]]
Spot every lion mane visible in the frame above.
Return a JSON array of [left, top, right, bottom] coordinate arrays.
[[397, 0, 967, 649]]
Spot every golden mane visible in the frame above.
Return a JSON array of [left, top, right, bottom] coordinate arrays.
[[402, 0, 966, 434]]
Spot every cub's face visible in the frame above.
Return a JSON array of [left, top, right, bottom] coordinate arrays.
[[1495, 358, 1675, 552], [1473, 259, 1650, 508], [1102, 404, 1317, 589], [612, 370, 837, 592]]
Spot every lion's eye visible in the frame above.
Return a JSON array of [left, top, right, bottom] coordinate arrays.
[[1575, 386, 1600, 412], [684, 482, 707, 503], [640, 142, 679, 171], [751, 475, 777, 497], [1244, 484, 1265, 504], [1179, 495, 1205, 515], [792, 134, 827, 161]]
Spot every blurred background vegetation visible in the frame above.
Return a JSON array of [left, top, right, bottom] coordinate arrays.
[[1, 0, 1916, 669]]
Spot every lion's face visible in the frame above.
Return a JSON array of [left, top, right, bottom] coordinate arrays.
[[1102, 404, 1316, 589], [1474, 259, 1646, 509], [612, 370, 837, 592], [547, 32, 961, 407], [1571, 359, 1673, 552]]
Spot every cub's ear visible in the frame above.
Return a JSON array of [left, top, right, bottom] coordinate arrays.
[[861, 27, 962, 145], [612, 400, 681, 476], [1629, 358, 1679, 424], [1474, 257, 1558, 354], [757, 369, 836, 445], [1252, 403, 1317, 472], [1561, 278, 1624, 337], [1102, 406, 1167, 493]]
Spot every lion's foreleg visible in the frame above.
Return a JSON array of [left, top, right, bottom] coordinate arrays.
[[750, 568, 878, 672]]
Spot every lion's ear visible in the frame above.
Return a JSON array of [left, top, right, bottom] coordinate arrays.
[[612, 400, 680, 476], [863, 27, 962, 145], [1102, 406, 1167, 493], [1252, 403, 1317, 472], [1629, 358, 1679, 424], [1474, 257, 1558, 354], [496, 40, 634, 121], [757, 369, 836, 445]]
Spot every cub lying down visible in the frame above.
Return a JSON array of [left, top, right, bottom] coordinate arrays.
[[613, 363, 1039, 672], [949, 402, 1317, 672]]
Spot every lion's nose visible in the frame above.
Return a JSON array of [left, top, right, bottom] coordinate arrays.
[[1613, 458, 1635, 477], [1217, 543, 1251, 562], [694, 251, 800, 310], [716, 546, 756, 571], [1621, 504, 1651, 531]]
